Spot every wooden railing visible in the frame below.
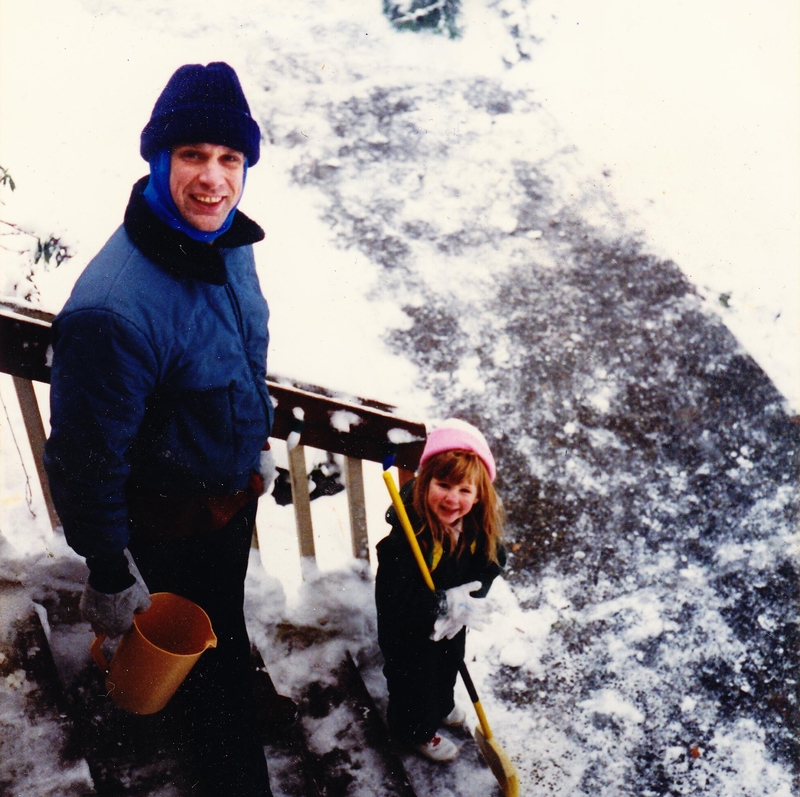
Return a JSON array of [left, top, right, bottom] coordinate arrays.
[[0, 301, 427, 569]]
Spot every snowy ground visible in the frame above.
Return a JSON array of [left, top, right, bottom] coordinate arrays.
[[1, 0, 798, 410], [1, 1, 798, 796]]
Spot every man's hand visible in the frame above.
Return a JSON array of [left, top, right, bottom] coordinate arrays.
[[80, 577, 151, 638]]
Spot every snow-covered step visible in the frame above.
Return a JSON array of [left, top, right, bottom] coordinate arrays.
[[0, 580, 95, 796], [294, 652, 418, 797]]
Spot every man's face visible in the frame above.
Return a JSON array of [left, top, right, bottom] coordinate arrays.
[[169, 143, 245, 232]]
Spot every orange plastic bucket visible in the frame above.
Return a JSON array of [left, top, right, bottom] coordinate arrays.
[[90, 592, 217, 715]]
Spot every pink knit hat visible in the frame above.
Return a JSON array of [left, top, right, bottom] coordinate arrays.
[[419, 419, 496, 482]]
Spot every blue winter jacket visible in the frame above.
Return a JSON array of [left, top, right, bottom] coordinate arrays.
[[44, 178, 273, 562]]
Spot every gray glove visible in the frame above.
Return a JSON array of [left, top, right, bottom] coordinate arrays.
[[431, 580, 489, 641], [80, 577, 151, 638]]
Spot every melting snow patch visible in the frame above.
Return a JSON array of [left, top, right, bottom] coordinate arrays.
[[587, 383, 615, 413], [587, 427, 623, 449], [493, 604, 559, 671], [757, 614, 776, 632], [588, 590, 673, 643], [287, 406, 305, 451], [488, 205, 518, 233], [329, 409, 362, 432], [707, 719, 795, 796], [499, 638, 530, 669], [541, 578, 573, 611], [455, 355, 485, 393], [679, 564, 706, 583], [579, 689, 644, 724], [664, 745, 685, 764], [564, 456, 609, 495], [386, 427, 423, 444], [4, 669, 29, 691]]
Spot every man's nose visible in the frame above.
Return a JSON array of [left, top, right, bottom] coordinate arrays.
[[198, 159, 225, 185]]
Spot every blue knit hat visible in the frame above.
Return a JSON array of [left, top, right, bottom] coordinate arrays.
[[140, 62, 261, 165]]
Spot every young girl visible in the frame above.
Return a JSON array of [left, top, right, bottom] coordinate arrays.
[[375, 419, 506, 762]]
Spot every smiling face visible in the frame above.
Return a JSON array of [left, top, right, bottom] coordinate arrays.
[[426, 476, 479, 529], [169, 143, 245, 232]]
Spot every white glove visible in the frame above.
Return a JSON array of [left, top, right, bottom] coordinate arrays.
[[431, 613, 463, 642], [260, 448, 278, 494], [80, 576, 151, 638], [430, 581, 490, 641]]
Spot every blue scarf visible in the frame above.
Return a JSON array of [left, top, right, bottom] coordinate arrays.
[[143, 149, 247, 243]]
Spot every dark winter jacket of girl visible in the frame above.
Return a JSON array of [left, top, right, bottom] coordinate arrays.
[[375, 420, 506, 760]]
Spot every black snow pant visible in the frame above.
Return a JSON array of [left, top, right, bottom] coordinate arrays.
[[128, 500, 272, 797], [382, 627, 465, 745]]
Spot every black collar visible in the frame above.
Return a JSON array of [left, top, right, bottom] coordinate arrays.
[[123, 177, 265, 285]]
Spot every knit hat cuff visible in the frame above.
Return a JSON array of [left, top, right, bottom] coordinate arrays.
[[419, 419, 496, 482], [141, 104, 261, 165]]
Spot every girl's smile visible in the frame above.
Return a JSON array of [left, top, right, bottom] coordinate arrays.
[[426, 477, 479, 528]]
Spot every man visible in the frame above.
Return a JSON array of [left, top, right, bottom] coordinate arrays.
[[44, 62, 280, 796]]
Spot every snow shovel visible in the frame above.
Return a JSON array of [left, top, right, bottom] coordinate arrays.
[[382, 469, 521, 797]]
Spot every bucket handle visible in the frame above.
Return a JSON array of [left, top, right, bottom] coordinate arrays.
[[90, 634, 110, 673]]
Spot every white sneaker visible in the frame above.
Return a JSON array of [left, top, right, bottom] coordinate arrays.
[[415, 733, 459, 762], [442, 705, 466, 726]]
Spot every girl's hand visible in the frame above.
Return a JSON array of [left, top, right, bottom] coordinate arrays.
[[430, 581, 489, 640], [431, 613, 463, 641]]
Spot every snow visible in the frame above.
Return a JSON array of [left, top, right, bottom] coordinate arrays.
[[2, 0, 798, 409], [1, 1, 798, 796], [526, 0, 800, 412]]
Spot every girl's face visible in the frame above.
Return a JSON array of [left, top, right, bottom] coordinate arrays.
[[426, 476, 479, 528]]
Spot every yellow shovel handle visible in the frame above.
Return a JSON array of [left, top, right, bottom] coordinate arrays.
[[382, 471, 435, 591]]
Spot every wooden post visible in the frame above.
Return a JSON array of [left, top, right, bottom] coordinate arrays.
[[288, 443, 315, 562], [344, 456, 369, 561], [11, 377, 60, 530]]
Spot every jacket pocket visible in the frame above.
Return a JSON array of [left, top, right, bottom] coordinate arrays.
[[131, 383, 237, 491], [127, 472, 265, 541]]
